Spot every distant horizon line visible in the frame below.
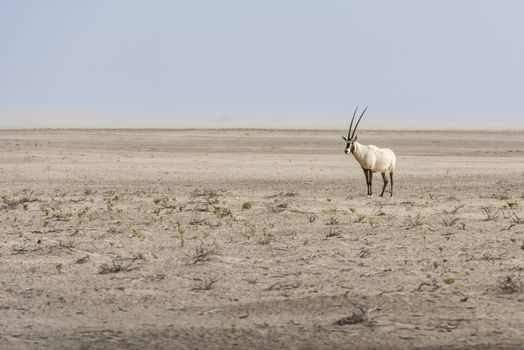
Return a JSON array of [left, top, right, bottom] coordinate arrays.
[[1, 127, 524, 132]]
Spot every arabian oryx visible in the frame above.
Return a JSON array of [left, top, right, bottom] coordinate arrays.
[[342, 107, 396, 197]]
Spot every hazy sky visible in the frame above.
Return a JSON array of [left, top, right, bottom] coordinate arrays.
[[1, 0, 523, 129]]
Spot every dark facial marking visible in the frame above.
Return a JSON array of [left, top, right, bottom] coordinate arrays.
[[344, 141, 352, 154]]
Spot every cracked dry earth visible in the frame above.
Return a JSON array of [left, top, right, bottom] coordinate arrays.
[[1, 129, 524, 350]]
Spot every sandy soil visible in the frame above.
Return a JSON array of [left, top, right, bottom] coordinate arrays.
[[1, 129, 524, 349]]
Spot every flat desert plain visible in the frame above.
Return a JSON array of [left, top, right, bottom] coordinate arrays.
[[1, 129, 524, 350]]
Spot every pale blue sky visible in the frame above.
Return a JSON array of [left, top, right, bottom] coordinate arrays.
[[1, 0, 523, 129]]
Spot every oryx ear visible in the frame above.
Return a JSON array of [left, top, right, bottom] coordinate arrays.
[[341, 136, 347, 141], [354, 135, 358, 141]]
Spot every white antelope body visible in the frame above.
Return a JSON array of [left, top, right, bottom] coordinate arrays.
[[342, 107, 396, 197]]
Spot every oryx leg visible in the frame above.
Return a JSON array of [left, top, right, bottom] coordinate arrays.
[[380, 172, 388, 197], [362, 168, 370, 196], [368, 171, 373, 197], [390, 171, 394, 197]]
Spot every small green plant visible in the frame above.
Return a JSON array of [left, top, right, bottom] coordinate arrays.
[[213, 206, 231, 218], [325, 207, 337, 214], [132, 228, 145, 240], [61, 238, 75, 247], [153, 196, 177, 209], [433, 261, 439, 269], [176, 221, 185, 246], [505, 200, 519, 209], [242, 202, 252, 210], [23, 203, 28, 211], [55, 263, 63, 273], [192, 188, 222, 205], [258, 227, 274, 244], [225, 216, 238, 228], [443, 277, 455, 285], [43, 220, 49, 227], [77, 206, 90, 218], [349, 208, 357, 213], [242, 223, 256, 239]]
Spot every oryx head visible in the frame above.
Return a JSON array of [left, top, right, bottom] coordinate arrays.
[[342, 106, 367, 154]]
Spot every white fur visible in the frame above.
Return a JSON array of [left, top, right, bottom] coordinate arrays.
[[351, 142, 396, 174]]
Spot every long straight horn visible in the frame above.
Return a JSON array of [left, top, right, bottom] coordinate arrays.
[[351, 106, 368, 139], [347, 106, 358, 139]]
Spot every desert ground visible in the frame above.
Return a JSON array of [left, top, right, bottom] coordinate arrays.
[[1, 129, 523, 349]]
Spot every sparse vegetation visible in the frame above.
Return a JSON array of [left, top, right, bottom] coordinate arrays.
[[443, 277, 455, 285], [258, 226, 275, 244], [3, 129, 524, 349], [504, 212, 523, 224], [190, 242, 218, 265], [504, 200, 519, 209], [325, 217, 339, 225], [269, 202, 287, 213], [192, 278, 218, 291], [481, 206, 499, 221], [1, 191, 35, 210], [404, 214, 423, 230], [306, 212, 317, 223], [153, 196, 177, 209], [213, 205, 231, 218], [498, 276, 522, 294], [241, 223, 256, 239], [176, 220, 186, 246], [440, 216, 459, 227], [326, 227, 342, 238], [441, 204, 464, 215], [353, 214, 366, 223], [335, 305, 368, 325], [98, 256, 143, 274]]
